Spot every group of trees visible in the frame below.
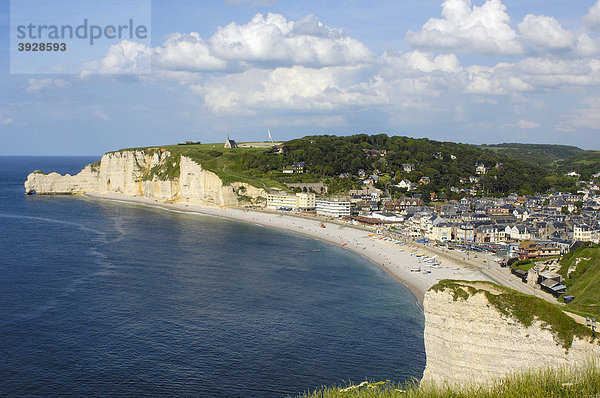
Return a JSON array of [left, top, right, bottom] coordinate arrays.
[[240, 134, 587, 199]]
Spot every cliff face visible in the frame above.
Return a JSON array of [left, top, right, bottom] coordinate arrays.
[[421, 281, 600, 386], [24, 150, 265, 207]]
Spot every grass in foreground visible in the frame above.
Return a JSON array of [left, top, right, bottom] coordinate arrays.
[[298, 359, 600, 398]]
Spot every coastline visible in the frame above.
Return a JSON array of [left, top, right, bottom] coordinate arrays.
[[83, 192, 490, 304]]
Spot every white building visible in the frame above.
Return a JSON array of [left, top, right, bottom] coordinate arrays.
[[316, 197, 351, 218], [475, 162, 488, 175], [429, 223, 452, 242], [573, 224, 592, 242], [267, 192, 316, 211], [455, 224, 475, 243], [296, 192, 316, 211]]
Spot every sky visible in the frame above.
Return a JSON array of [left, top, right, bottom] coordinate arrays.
[[1, 0, 600, 155]]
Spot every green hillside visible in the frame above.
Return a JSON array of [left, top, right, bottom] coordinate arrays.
[[242, 134, 574, 197], [557, 151, 600, 180], [558, 245, 600, 318], [480, 143, 585, 167], [110, 134, 600, 199], [481, 143, 600, 179]]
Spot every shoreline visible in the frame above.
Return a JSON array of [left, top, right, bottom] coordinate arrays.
[[83, 192, 490, 304]]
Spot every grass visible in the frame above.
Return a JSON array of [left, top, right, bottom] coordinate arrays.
[[558, 245, 600, 319], [430, 280, 595, 349], [511, 259, 534, 271], [297, 359, 600, 398], [110, 143, 288, 190]]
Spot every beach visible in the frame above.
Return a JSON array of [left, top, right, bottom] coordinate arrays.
[[84, 193, 490, 303]]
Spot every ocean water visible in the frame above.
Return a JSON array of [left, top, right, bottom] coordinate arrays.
[[0, 157, 425, 397]]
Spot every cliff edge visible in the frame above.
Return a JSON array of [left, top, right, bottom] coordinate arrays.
[[24, 149, 266, 208], [421, 280, 599, 386]]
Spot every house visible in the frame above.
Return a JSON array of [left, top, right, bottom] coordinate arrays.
[[518, 241, 541, 260], [402, 163, 415, 172], [383, 197, 425, 212], [566, 171, 581, 178], [455, 224, 475, 243], [354, 200, 377, 215], [363, 149, 384, 157], [282, 166, 294, 174], [475, 162, 488, 175], [224, 135, 238, 148], [513, 208, 530, 221], [357, 169, 366, 177], [505, 225, 532, 241], [430, 223, 453, 242], [419, 176, 430, 185], [396, 179, 412, 189], [538, 272, 566, 297], [573, 224, 592, 242], [476, 225, 503, 243], [292, 162, 305, 173]]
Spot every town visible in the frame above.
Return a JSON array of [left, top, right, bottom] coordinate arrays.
[[263, 149, 600, 300]]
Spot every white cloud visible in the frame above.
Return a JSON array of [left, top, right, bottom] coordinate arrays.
[[517, 119, 540, 128], [24, 78, 70, 93], [154, 33, 228, 71], [72, 7, 600, 143], [406, 0, 522, 55], [555, 97, 600, 132], [381, 50, 462, 74], [463, 57, 600, 95], [2, 117, 13, 125], [584, 0, 600, 31], [82, 41, 152, 75], [518, 14, 575, 52], [199, 65, 381, 114], [208, 13, 373, 68]]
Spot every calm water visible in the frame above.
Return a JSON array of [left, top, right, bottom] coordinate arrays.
[[0, 157, 425, 397]]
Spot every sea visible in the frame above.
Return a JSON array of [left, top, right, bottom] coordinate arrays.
[[0, 156, 425, 397]]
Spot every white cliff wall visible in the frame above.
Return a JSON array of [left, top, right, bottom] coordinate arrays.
[[24, 149, 265, 207], [23, 165, 100, 194], [421, 285, 600, 386]]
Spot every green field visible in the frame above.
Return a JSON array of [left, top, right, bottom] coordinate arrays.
[[112, 143, 293, 190]]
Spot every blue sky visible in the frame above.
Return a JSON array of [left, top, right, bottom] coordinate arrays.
[[1, 0, 600, 155]]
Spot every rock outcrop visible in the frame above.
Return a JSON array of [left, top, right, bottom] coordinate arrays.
[[24, 149, 265, 208], [421, 280, 600, 386]]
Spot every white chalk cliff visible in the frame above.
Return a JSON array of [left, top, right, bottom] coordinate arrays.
[[421, 281, 600, 386], [24, 149, 266, 207]]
